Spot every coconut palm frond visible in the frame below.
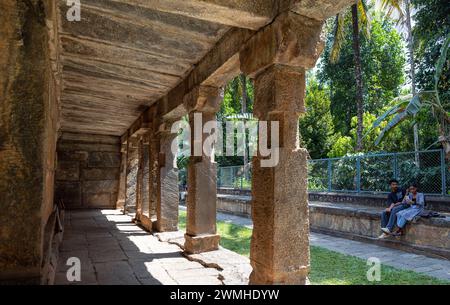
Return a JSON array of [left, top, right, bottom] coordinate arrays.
[[381, 0, 405, 19], [330, 13, 346, 63], [434, 35, 450, 91], [358, 0, 371, 39]]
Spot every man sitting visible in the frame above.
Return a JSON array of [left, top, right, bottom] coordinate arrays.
[[378, 179, 407, 239]]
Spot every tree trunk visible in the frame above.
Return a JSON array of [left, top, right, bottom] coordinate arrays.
[[240, 74, 249, 180], [405, 0, 420, 166], [351, 4, 364, 152]]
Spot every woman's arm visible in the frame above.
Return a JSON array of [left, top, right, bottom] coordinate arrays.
[[416, 193, 425, 207]]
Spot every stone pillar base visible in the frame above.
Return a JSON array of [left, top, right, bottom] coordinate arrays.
[[151, 217, 158, 232], [249, 266, 309, 285], [184, 233, 220, 254]]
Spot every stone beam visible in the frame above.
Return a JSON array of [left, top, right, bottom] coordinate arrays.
[[240, 11, 325, 77], [291, 0, 357, 21], [160, 27, 254, 117], [107, 0, 279, 30]]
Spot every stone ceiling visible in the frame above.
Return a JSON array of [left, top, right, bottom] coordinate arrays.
[[56, 0, 353, 136], [56, 0, 274, 136]]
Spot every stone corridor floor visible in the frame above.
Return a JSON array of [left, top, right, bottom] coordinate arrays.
[[55, 209, 250, 285]]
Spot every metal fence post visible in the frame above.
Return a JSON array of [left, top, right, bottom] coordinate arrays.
[[240, 166, 243, 189], [393, 153, 398, 180], [356, 156, 361, 193], [441, 149, 446, 196], [327, 159, 332, 192]]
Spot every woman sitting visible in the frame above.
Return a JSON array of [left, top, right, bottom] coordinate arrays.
[[392, 183, 425, 236]]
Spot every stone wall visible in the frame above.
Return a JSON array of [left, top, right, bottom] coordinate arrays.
[[309, 202, 450, 259], [309, 192, 450, 213], [217, 194, 252, 217], [55, 133, 121, 209], [0, 0, 61, 284]]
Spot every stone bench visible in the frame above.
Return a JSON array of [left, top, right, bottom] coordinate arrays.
[[214, 191, 450, 260], [309, 201, 450, 260]]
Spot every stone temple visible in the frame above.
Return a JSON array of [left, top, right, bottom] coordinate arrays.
[[0, 0, 356, 284]]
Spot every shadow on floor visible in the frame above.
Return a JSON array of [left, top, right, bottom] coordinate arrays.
[[55, 209, 222, 285]]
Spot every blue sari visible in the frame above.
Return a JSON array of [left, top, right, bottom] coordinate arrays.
[[396, 193, 425, 228]]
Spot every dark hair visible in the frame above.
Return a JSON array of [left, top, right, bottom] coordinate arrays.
[[409, 182, 419, 189], [388, 179, 399, 184]]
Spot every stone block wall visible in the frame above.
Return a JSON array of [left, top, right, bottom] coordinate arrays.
[[217, 194, 252, 217], [55, 133, 121, 209], [0, 0, 62, 284]]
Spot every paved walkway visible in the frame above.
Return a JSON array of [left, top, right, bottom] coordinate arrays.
[[55, 209, 249, 285], [213, 209, 450, 281]]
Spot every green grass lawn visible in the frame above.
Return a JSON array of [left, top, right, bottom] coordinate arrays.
[[179, 210, 449, 285]]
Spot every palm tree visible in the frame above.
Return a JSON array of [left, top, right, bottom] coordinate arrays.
[[222, 75, 252, 179], [330, 0, 371, 152], [381, 0, 420, 163], [239, 74, 250, 179]]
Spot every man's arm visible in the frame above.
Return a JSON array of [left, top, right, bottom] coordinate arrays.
[[386, 193, 395, 211]]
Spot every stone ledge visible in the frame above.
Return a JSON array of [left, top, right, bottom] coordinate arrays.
[[309, 201, 450, 260], [309, 192, 450, 213], [309, 201, 450, 229]]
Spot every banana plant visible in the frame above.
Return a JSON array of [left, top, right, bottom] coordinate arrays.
[[367, 34, 450, 159]]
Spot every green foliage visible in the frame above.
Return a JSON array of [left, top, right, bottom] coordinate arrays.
[[368, 34, 450, 149], [299, 77, 336, 159], [328, 136, 354, 158], [319, 13, 406, 135], [309, 246, 449, 285], [219, 76, 254, 117], [412, 0, 450, 103], [217, 75, 254, 167]]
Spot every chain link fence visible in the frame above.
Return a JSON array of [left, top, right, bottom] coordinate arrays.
[[179, 150, 449, 196], [308, 149, 449, 196], [217, 165, 252, 190], [178, 165, 252, 190]]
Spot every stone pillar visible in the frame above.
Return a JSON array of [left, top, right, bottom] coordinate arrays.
[[184, 86, 221, 254], [149, 128, 159, 228], [116, 142, 127, 210], [155, 122, 179, 232], [125, 137, 139, 214], [141, 133, 151, 217], [135, 137, 144, 218], [240, 12, 324, 285]]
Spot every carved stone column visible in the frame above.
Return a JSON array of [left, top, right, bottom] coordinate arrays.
[[183, 86, 221, 254], [125, 137, 139, 214], [155, 121, 179, 232], [135, 137, 144, 218], [240, 12, 324, 284], [116, 141, 127, 211]]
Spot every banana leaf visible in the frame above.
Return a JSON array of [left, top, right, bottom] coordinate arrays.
[[374, 95, 422, 145]]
